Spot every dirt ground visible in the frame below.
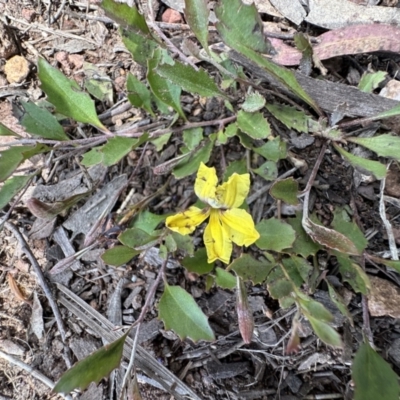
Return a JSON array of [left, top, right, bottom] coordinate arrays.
[[2, 0, 400, 399]]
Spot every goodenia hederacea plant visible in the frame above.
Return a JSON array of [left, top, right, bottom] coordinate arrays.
[[37, 58, 106, 130], [166, 162, 259, 264]]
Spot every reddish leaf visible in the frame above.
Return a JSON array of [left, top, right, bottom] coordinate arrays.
[[272, 24, 400, 66], [302, 218, 360, 255]]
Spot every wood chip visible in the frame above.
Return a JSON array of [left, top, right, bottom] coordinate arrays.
[[367, 275, 400, 318]]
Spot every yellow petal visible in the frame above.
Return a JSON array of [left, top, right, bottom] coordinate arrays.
[[219, 208, 260, 246], [204, 209, 232, 264], [166, 206, 210, 235], [194, 162, 219, 207], [216, 173, 250, 208]]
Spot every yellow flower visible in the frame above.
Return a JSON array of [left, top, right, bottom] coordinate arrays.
[[166, 162, 260, 264]]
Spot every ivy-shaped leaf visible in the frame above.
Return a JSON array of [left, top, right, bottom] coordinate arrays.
[[0, 175, 32, 210], [156, 61, 225, 98], [270, 178, 298, 205], [182, 248, 214, 275], [158, 284, 215, 341], [54, 331, 129, 394], [126, 73, 155, 117], [0, 144, 49, 182], [37, 58, 105, 129], [147, 50, 186, 119], [21, 100, 69, 141], [333, 143, 387, 180], [347, 134, 400, 161], [0, 122, 21, 137], [236, 110, 271, 139], [101, 246, 139, 266], [215, 0, 271, 53], [256, 218, 296, 252], [353, 342, 400, 400], [215, 267, 236, 289], [121, 29, 158, 67], [101, 0, 150, 34], [229, 254, 273, 284], [184, 0, 210, 54]]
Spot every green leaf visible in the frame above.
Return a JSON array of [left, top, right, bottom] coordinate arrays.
[[121, 29, 158, 67], [326, 281, 353, 326], [333, 143, 387, 179], [152, 133, 171, 151], [0, 144, 49, 182], [223, 159, 247, 181], [20, 101, 69, 141], [256, 218, 296, 252], [306, 315, 342, 348], [336, 253, 370, 294], [83, 62, 114, 104], [118, 227, 158, 250], [81, 148, 103, 167], [156, 60, 224, 98], [236, 110, 271, 139], [131, 210, 165, 233], [148, 50, 186, 119], [266, 103, 310, 133], [254, 137, 287, 162], [173, 139, 214, 178], [298, 295, 333, 323], [82, 134, 149, 167], [287, 213, 322, 257], [332, 208, 368, 253], [182, 247, 213, 275], [101, 246, 139, 266], [235, 43, 321, 114], [369, 256, 400, 274], [53, 331, 129, 394], [164, 233, 177, 252], [0, 175, 32, 210], [241, 91, 266, 112], [37, 58, 104, 129], [101, 0, 150, 34], [182, 127, 203, 151], [282, 255, 312, 283], [184, 0, 210, 53], [229, 254, 273, 284], [126, 73, 155, 116], [158, 284, 215, 341], [353, 342, 400, 400], [347, 134, 400, 161], [171, 232, 195, 256], [215, 267, 236, 289], [101, 137, 141, 166], [358, 71, 387, 93], [215, 0, 271, 53], [253, 161, 278, 181], [267, 278, 294, 300], [270, 178, 298, 205], [0, 122, 21, 137]]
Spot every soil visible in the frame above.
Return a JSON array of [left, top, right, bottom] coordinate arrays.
[[1, 1, 400, 400]]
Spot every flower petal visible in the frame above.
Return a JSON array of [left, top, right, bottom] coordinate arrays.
[[166, 206, 210, 235], [204, 209, 232, 264], [219, 208, 260, 246], [194, 162, 219, 207], [216, 173, 250, 208]]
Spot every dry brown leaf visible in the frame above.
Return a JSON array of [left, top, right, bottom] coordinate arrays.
[[368, 275, 400, 318], [7, 273, 32, 307]]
